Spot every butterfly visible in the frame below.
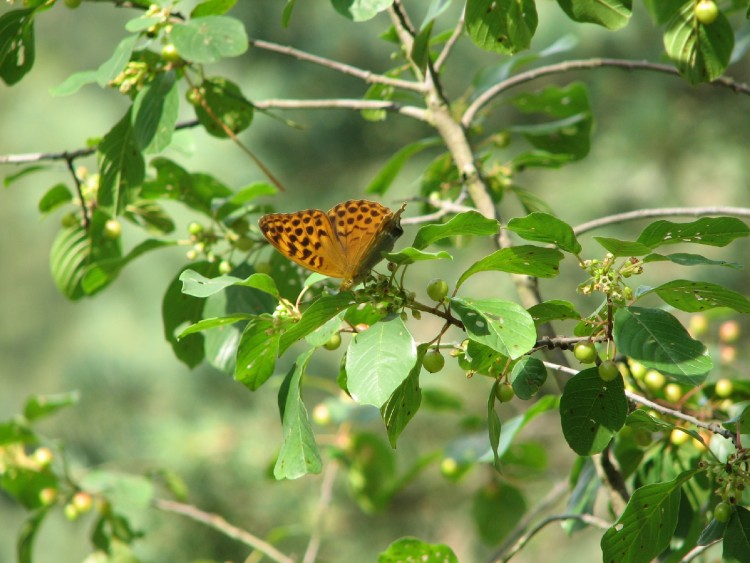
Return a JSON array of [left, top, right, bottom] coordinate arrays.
[[258, 199, 406, 290]]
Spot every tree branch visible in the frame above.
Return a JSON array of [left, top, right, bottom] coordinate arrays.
[[249, 38, 425, 92], [152, 498, 294, 563], [302, 461, 339, 563], [253, 98, 429, 121], [543, 362, 736, 442], [495, 513, 612, 562], [434, 9, 464, 72], [573, 206, 750, 236], [462, 58, 750, 128]]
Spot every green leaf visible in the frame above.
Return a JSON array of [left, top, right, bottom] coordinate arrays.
[[637, 217, 749, 249], [410, 19, 434, 70], [49, 70, 98, 96], [23, 392, 79, 422], [487, 381, 502, 464], [642, 0, 685, 25], [177, 314, 255, 338], [95, 35, 138, 87], [601, 470, 697, 563], [664, 2, 733, 84], [162, 262, 216, 368], [193, 76, 253, 138], [37, 183, 72, 214], [274, 349, 322, 479], [560, 367, 627, 455], [465, 0, 538, 55], [49, 225, 89, 300], [17, 508, 47, 563], [360, 82, 393, 122], [556, 0, 632, 30], [472, 481, 527, 543], [724, 506, 750, 561], [527, 299, 581, 324], [171, 16, 248, 64], [81, 239, 175, 297], [593, 237, 653, 257], [381, 344, 426, 447], [412, 211, 499, 250], [647, 280, 750, 314], [494, 395, 559, 459], [191, 0, 237, 17], [330, 0, 395, 22], [125, 200, 175, 234], [346, 315, 417, 408], [366, 137, 441, 195], [0, 421, 36, 446], [305, 313, 342, 347], [3, 164, 47, 187], [97, 110, 145, 212], [131, 70, 179, 153], [613, 307, 713, 383], [213, 182, 278, 220], [456, 245, 563, 288], [142, 158, 232, 213], [235, 317, 280, 390], [643, 252, 741, 269], [384, 247, 452, 265], [279, 293, 356, 354], [510, 357, 547, 400], [510, 83, 592, 161], [626, 409, 676, 433], [378, 537, 458, 563], [507, 212, 581, 254], [450, 297, 536, 359], [281, 0, 296, 27], [0, 8, 35, 86], [179, 270, 280, 300], [81, 470, 154, 510]]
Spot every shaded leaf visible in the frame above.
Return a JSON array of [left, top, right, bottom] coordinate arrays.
[[171, 15, 248, 64], [378, 537, 458, 563], [507, 212, 581, 254], [381, 344, 426, 447], [647, 280, 750, 314], [274, 348, 322, 479], [412, 211, 499, 250], [366, 137, 441, 195], [456, 245, 563, 288], [637, 217, 749, 248], [556, 0, 632, 30], [466, 0, 538, 55]]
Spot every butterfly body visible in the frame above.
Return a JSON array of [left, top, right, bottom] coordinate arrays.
[[259, 199, 406, 290]]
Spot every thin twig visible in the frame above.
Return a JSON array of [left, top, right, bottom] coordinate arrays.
[[434, 9, 464, 72], [573, 206, 750, 236], [249, 39, 425, 93], [252, 98, 429, 121], [497, 513, 612, 563], [543, 362, 736, 442], [153, 498, 295, 563], [462, 58, 750, 127], [302, 461, 339, 563], [486, 480, 568, 562], [400, 192, 474, 225], [680, 538, 722, 562]]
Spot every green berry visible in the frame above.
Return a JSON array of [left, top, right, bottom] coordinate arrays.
[[629, 360, 647, 380], [423, 350, 445, 373], [694, 0, 719, 24], [233, 236, 253, 251], [598, 360, 620, 382], [426, 278, 449, 302], [573, 341, 598, 364], [719, 320, 741, 344], [188, 222, 204, 236], [218, 260, 233, 275], [664, 383, 683, 403], [644, 369, 666, 392], [323, 333, 341, 351], [38, 488, 58, 506], [61, 212, 78, 228], [495, 383, 515, 402], [72, 492, 93, 513], [715, 378, 734, 399], [161, 43, 181, 63], [714, 501, 732, 523], [63, 0, 82, 8], [103, 219, 122, 239]]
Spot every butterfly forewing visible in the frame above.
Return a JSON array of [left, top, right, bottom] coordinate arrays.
[[327, 200, 393, 273], [258, 209, 348, 278]]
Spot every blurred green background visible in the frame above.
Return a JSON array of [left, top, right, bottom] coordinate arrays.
[[1, 1, 749, 561]]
